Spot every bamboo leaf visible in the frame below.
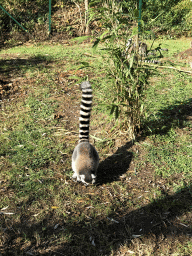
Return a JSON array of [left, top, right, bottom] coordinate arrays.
[[115, 106, 119, 119], [110, 105, 116, 115], [92, 38, 100, 51]]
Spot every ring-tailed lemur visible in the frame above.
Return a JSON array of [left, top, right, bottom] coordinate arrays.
[[72, 81, 99, 185], [125, 38, 168, 64]]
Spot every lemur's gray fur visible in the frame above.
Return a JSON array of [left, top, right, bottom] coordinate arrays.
[[72, 81, 99, 185]]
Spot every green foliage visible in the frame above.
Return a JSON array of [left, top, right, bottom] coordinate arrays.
[[92, 0, 149, 138], [0, 0, 192, 40], [0, 0, 55, 32], [173, 0, 192, 31], [140, 0, 192, 35], [90, 0, 192, 37]]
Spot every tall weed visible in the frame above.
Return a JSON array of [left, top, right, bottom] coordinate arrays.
[[92, 0, 149, 139]]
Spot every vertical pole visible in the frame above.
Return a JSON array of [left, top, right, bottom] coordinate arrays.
[[138, 0, 142, 33], [49, 0, 52, 34]]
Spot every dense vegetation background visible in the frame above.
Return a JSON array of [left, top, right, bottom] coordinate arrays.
[[0, 0, 192, 45]]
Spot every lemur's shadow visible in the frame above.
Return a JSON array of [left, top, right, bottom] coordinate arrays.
[[96, 98, 192, 185], [96, 141, 133, 185]]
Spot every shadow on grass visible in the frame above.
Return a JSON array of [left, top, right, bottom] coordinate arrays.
[[0, 55, 53, 76], [96, 98, 192, 185], [97, 141, 133, 185], [0, 55, 54, 100], [1, 184, 192, 255], [142, 98, 192, 136]]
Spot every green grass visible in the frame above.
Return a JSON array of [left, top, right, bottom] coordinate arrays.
[[147, 37, 191, 56], [0, 38, 192, 255], [140, 69, 192, 180], [0, 93, 63, 216], [142, 128, 192, 178]]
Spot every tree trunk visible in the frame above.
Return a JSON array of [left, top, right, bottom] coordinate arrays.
[[85, 0, 90, 35]]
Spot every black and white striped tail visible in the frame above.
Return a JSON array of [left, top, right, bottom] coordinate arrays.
[[79, 81, 93, 143], [144, 59, 161, 64]]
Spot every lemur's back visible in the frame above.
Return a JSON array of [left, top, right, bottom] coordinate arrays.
[[72, 81, 99, 185]]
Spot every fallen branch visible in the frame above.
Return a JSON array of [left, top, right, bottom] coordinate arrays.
[[145, 64, 192, 74]]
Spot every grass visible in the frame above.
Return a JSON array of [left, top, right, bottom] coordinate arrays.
[[146, 37, 191, 54], [0, 38, 192, 255]]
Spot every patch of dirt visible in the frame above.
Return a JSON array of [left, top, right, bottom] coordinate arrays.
[[176, 47, 192, 59], [0, 53, 55, 102], [0, 75, 25, 101], [175, 47, 192, 67]]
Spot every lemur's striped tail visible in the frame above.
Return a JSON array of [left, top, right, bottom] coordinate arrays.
[[79, 81, 92, 143]]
